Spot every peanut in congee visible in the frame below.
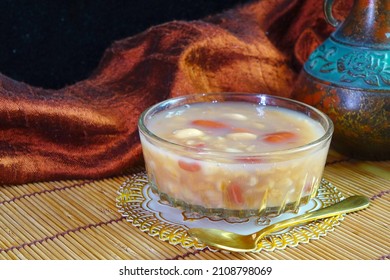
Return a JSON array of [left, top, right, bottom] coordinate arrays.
[[139, 101, 329, 213]]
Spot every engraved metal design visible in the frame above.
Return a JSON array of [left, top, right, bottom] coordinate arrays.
[[116, 171, 345, 252], [304, 39, 390, 89]]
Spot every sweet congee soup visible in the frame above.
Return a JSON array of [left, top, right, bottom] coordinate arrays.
[[139, 94, 333, 218]]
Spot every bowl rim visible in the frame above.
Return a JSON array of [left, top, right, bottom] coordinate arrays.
[[138, 92, 334, 158]]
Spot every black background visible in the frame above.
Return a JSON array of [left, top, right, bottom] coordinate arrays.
[[0, 0, 251, 89]]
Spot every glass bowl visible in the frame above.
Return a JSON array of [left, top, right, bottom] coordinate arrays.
[[138, 93, 333, 219]]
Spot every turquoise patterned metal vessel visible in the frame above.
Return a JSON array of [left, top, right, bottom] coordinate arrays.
[[293, 0, 390, 160]]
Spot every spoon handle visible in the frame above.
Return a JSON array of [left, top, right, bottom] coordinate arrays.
[[254, 195, 369, 243]]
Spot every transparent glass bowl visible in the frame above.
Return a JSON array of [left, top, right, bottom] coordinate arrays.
[[138, 93, 333, 219]]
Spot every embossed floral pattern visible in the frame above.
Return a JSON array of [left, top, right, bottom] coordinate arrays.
[[308, 45, 337, 72], [337, 51, 390, 86], [305, 41, 390, 88]]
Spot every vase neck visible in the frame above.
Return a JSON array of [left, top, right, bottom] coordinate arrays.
[[332, 0, 390, 48]]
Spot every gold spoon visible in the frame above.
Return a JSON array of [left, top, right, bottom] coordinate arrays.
[[188, 195, 370, 252]]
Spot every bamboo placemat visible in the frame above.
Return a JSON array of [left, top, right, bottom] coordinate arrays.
[[0, 150, 389, 260]]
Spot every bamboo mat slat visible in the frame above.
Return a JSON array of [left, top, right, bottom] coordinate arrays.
[[0, 150, 389, 260]]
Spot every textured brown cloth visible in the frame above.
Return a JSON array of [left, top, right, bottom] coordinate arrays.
[[0, 0, 351, 184]]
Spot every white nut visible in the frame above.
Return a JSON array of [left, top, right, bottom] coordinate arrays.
[[199, 135, 211, 141], [222, 113, 248, 120], [185, 140, 196, 145], [224, 147, 244, 153], [173, 128, 204, 139], [248, 176, 258, 186], [253, 122, 265, 129], [245, 145, 256, 152], [226, 132, 257, 141]]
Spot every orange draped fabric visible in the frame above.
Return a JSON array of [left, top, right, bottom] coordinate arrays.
[[0, 0, 351, 184]]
